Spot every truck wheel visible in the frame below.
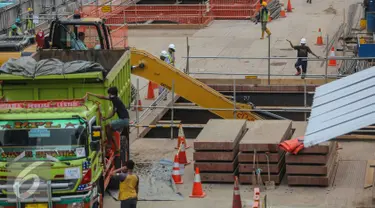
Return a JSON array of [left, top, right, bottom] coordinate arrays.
[[120, 127, 130, 164], [93, 177, 104, 208]]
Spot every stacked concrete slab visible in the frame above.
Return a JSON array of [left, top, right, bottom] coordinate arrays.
[[193, 119, 247, 183], [286, 122, 338, 186], [238, 120, 292, 184]]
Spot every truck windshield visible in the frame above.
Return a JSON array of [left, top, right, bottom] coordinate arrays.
[[0, 119, 88, 161]]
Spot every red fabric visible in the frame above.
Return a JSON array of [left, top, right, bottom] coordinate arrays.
[[278, 136, 304, 154]]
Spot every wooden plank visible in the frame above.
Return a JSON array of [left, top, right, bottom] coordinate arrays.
[[200, 167, 239, 183], [193, 146, 239, 161], [335, 134, 375, 140], [239, 120, 292, 152], [364, 160, 375, 189], [194, 119, 247, 151]]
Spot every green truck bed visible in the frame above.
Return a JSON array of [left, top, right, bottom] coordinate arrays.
[[0, 49, 132, 117]]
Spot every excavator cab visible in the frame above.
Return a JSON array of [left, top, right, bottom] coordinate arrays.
[[46, 16, 113, 50]]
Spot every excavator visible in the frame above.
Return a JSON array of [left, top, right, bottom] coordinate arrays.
[[34, 14, 269, 121]]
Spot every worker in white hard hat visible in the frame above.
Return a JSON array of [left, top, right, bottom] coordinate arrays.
[[168, 44, 176, 66], [159, 50, 171, 100], [286, 38, 320, 79]]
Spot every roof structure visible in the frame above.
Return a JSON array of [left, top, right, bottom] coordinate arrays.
[[303, 66, 375, 147]]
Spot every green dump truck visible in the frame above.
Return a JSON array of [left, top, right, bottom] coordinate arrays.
[[0, 49, 132, 208]]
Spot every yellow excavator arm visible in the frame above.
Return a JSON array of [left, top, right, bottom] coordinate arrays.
[[130, 48, 263, 121]]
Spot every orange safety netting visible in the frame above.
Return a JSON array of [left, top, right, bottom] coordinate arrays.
[[80, 0, 261, 25]]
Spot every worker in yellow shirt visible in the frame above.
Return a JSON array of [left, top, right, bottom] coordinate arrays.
[[112, 160, 139, 208]]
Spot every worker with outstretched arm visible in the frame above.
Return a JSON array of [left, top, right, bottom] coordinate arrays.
[[26, 8, 35, 34], [112, 160, 139, 208], [88, 87, 129, 154], [168, 44, 176, 66], [159, 50, 171, 100], [257, 1, 271, 39], [287, 38, 320, 79]]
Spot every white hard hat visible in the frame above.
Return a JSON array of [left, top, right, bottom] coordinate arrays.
[[160, 50, 168, 57], [169, 44, 176, 50], [300, 38, 307, 44]]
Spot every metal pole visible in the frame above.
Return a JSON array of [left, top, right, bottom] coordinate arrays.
[[128, 105, 312, 112], [268, 34, 271, 85], [325, 35, 329, 83], [182, 55, 374, 60], [136, 79, 140, 139], [304, 79, 307, 121], [186, 37, 190, 74], [188, 71, 345, 78], [171, 80, 175, 140], [233, 79, 236, 118]]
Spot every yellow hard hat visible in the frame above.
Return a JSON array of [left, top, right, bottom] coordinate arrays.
[[262, 1, 267, 6], [27, 8, 33, 12]]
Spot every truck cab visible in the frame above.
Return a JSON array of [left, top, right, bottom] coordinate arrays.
[[0, 98, 105, 208]]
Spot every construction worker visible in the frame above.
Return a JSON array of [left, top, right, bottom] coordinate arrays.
[[15, 18, 23, 34], [112, 160, 139, 208], [8, 24, 21, 37], [72, 32, 88, 50], [88, 87, 130, 154], [258, 1, 271, 39], [159, 50, 171, 100], [287, 38, 320, 79], [26, 8, 35, 34], [168, 44, 176, 66]]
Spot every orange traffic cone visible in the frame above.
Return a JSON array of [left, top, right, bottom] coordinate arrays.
[[328, 47, 337, 66], [316, 28, 323, 45], [178, 142, 191, 166], [253, 187, 260, 208], [287, 0, 292, 12], [280, 3, 286, 17], [190, 167, 206, 198], [232, 176, 242, 208], [175, 124, 190, 149], [172, 154, 183, 184], [145, 81, 155, 100], [151, 81, 158, 90], [132, 99, 143, 111]]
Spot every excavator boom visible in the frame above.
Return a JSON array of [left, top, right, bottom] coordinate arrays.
[[130, 48, 263, 121]]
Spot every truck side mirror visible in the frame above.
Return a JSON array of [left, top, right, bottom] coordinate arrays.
[[90, 140, 100, 152], [91, 126, 102, 141]]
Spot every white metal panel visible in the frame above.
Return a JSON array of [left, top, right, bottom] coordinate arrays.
[[314, 66, 375, 97], [303, 66, 375, 147]]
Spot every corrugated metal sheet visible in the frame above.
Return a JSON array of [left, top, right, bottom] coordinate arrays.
[[303, 66, 375, 147]]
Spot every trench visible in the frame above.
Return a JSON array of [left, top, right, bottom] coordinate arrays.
[[143, 91, 314, 139]]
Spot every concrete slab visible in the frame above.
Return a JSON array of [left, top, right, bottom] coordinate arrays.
[[287, 151, 339, 186], [200, 168, 239, 183], [298, 141, 336, 155], [238, 150, 285, 163], [194, 157, 238, 172], [239, 120, 292, 153], [291, 121, 308, 138], [193, 148, 238, 161], [286, 145, 337, 175], [194, 119, 247, 151], [239, 154, 285, 174], [239, 165, 286, 185]]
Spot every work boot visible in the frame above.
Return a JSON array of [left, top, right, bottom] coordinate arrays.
[[301, 72, 306, 79], [260, 31, 265, 39], [266, 28, 272, 36]]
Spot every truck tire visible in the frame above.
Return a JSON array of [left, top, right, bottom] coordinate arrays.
[[120, 126, 130, 164]]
